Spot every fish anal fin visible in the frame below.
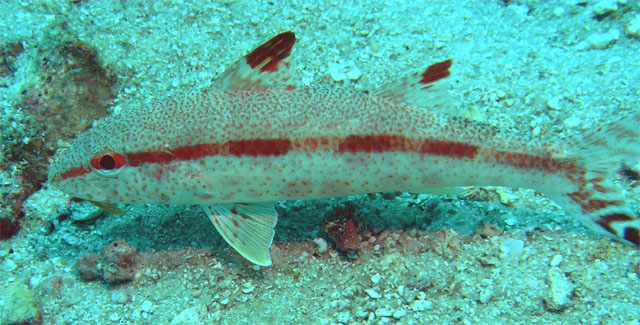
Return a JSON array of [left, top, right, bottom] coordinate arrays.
[[373, 59, 453, 113], [202, 202, 277, 266], [213, 31, 297, 91]]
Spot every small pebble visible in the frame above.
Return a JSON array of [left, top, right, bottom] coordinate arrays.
[[241, 282, 255, 294], [365, 288, 382, 299], [627, 15, 640, 37], [547, 95, 563, 110], [544, 267, 574, 312], [108, 313, 120, 322], [370, 273, 381, 284], [563, 116, 581, 128], [479, 287, 494, 304], [110, 291, 131, 304], [2, 258, 17, 272], [576, 29, 621, 50], [591, 0, 618, 17], [313, 238, 328, 254], [410, 299, 433, 312], [327, 61, 362, 81], [375, 308, 393, 317], [553, 7, 565, 17], [499, 238, 525, 260], [392, 309, 407, 319], [140, 300, 154, 313], [550, 254, 563, 267], [250, 15, 260, 25], [336, 311, 350, 324]]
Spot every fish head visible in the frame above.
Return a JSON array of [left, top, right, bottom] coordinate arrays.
[[48, 115, 141, 203]]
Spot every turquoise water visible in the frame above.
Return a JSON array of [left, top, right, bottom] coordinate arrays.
[[1, 1, 639, 323]]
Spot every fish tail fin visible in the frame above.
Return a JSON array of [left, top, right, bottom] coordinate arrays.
[[545, 113, 640, 247]]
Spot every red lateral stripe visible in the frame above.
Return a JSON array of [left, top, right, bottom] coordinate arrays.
[[337, 135, 413, 153], [419, 138, 478, 159], [490, 150, 573, 172], [56, 166, 91, 182], [229, 138, 292, 157], [57, 134, 572, 181]]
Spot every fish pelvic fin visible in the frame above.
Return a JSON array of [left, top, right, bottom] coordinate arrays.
[[87, 200, 125, 214], [202, 202, 277, 266]]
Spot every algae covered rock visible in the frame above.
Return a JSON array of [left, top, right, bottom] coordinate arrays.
[[1, 283, 42, 324]]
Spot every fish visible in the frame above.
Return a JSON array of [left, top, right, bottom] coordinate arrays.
[[48, 31, 640, 266]]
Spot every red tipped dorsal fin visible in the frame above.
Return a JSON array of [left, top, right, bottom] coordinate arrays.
[[213, 31, 297, 91], [373, 59, 453, 112]]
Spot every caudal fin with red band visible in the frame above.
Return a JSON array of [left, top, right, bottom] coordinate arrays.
[[545, 113, 640, 246]]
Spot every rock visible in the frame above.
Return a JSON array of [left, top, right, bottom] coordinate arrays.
[[410, 299, 433, 312], [1, 284, 42, 324], [241, 282, 255, 294], [141, 300, 154, 313], [550, 254, 564, 267], [327, 61, 362, 81], [553, 7, 566, 17], [375, 308, 393, 317], [365, 288, 382, 299], [2, 258, 17, 272], [392, 309, 407, 319], [313, 237, 328, 254], [627, 15, 640, 38], [335, 311, 350, 324], [479, 286, 495, 304], [370, 273, 381, 284], [110, 291, 131, 304], [69, 202, 103, 222], [546, 95, 563, 110], [170, 303, 208, 324], [591, 0, 618, 17], [76, 253, 101, 280], [499, 238, 525, 260], [576, 29, 621, 50], [544, 267, 575, 312], [563, 116, 581, 128]]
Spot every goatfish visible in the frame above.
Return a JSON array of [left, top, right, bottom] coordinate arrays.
[[48, 31, 640, 266]]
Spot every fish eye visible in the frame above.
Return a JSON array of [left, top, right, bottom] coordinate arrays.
[[90, 153, 126, 176]]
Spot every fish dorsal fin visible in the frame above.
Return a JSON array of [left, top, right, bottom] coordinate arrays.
[[373, 59, 453, 112], [213, 31, 297, 91], [202, 202, 277, 266]]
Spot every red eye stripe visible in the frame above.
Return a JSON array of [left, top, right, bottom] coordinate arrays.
[[90, 153, 126, 170]]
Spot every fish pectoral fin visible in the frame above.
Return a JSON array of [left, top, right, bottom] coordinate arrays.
[[87, 200, 125, 214], [202, 202, 278, 266]]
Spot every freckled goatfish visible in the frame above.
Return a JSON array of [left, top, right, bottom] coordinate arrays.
[[48, 31, 640, 266]]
